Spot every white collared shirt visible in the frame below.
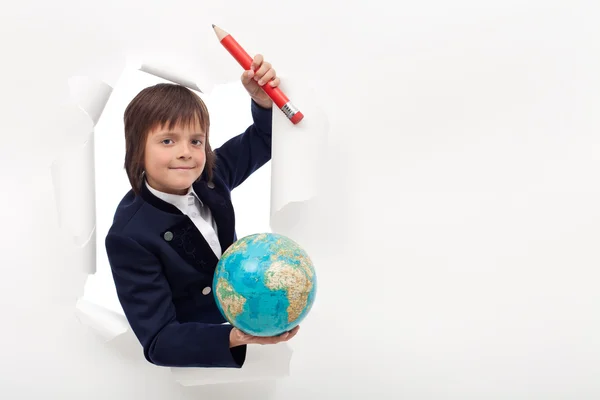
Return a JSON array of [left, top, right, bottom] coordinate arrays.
[[145, 180, 222, 259]]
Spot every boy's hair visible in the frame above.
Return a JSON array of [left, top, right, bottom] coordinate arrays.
[[123, 83, 215, 195]]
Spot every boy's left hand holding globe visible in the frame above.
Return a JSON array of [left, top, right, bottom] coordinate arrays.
[[230, 325, 300, 347]]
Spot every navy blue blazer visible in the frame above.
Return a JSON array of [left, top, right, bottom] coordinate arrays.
[[105, 100, 272, 368]]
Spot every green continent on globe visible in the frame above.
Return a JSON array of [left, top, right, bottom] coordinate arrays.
[[215, 277, 246, 320], [271, 237, 315, 280], [264, 261, 313, 324]]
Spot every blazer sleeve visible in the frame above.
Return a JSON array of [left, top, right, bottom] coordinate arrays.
[[105, 232, 247, 368], [213, 99, 273, 190]]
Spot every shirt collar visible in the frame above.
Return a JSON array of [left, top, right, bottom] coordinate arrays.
[[145, 179, 203, 211]]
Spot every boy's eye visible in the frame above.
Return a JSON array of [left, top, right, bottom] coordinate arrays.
[[160, 139, 203, 145]]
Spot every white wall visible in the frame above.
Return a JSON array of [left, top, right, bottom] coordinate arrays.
[[1, 1, 599, 399]]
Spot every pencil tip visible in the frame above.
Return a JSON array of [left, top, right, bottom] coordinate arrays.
[[212, 24, 215, 28]]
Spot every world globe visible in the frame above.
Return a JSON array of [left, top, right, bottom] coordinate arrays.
[[213, 232, 317, 337]]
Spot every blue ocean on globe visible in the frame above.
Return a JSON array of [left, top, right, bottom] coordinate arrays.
[[213, 232, 317, 337]]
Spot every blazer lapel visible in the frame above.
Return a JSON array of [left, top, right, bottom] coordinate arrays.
[[194, 179, 236, 256], [140, 179, 224, 271]]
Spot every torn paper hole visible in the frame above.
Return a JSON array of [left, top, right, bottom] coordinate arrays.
[[64, 60, 305, 385]]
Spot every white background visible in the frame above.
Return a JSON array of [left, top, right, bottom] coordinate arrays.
[[1, 1, 599, 399]]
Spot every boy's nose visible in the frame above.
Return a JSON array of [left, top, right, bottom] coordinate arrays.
[[178, 143, 192, 157]]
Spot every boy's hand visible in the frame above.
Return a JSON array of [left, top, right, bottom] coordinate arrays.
[[230, 325, 299, 347], [241, 54, 280, 109]]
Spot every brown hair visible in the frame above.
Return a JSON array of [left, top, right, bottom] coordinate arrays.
[[123, 83, 215, 195]]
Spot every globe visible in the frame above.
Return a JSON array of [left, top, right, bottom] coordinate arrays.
[[212, 232, 317, 337]]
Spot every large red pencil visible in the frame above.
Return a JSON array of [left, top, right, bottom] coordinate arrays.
[[212, 24, 304, 124]]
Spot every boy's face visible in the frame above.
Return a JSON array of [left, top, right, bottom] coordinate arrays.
[[144, 119, 206, 195]]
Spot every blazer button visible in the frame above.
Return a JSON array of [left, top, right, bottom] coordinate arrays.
[[202, 287, 212, 295], [163, 231, 173, 241], [207, 182, 215, 189]]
